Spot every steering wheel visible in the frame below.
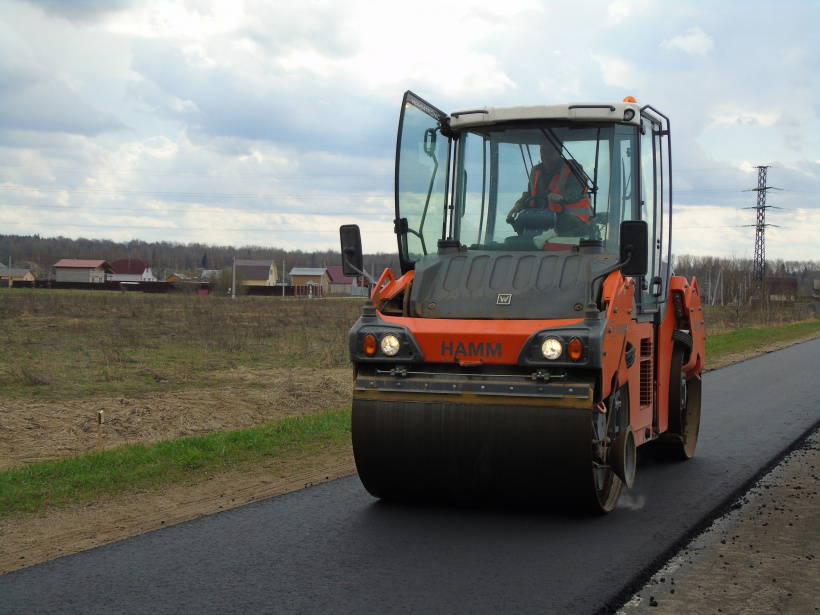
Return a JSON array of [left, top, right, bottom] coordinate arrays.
[[506, 204, 557, 236]]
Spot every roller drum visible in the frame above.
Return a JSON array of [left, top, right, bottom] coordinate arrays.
[[352, 397, 611, 510]]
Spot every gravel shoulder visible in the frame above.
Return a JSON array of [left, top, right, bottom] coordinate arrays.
[[617, 429, 819, 615]]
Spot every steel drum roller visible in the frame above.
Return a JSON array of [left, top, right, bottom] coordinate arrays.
[[352, 397, 612, 509]]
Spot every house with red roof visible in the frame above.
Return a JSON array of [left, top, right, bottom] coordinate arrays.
[[110, 258, 157, 282], [326, 265, 368, 296], [53, 259, 113, 283]]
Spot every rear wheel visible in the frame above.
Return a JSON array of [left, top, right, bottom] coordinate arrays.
[[589, 385, 630, 513], [662, 342, 702, 459]]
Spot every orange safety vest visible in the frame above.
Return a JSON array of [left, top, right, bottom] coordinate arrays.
[[530, 164, 592, 224]]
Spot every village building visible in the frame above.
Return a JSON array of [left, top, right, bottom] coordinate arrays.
[[53, 259, 113, 283], [234, 259, 278, 287], [0, 267, 36, 287], [765, 276, 799, 302], [198, 269, 221, 282], [326, 265, 368, 296], [110, 258, 157, 282], [289, 267, 330, 296]]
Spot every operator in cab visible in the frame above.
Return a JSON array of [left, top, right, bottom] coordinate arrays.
[[507, 141, 592, 240]]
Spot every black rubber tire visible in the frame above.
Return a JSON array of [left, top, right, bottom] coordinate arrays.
[[588, 384, 630, 513], [671, 330, 694, 363], [659, 345, 702, 460]]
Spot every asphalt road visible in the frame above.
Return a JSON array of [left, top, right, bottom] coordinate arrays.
[[2, 339, 818, 615]]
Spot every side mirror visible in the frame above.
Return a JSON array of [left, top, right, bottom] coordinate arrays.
[[340, 224, 364, 277], [619, 220, 648, 277]]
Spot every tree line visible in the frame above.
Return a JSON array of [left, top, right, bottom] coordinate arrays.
[[1, 235, 816, 297], [672, 254, 818, 305], [0, 234, 400, 281]]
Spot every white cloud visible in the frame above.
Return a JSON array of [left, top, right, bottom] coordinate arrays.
[[590, 53, 641, 89], [661, 27, 714, 56], [674, 203, 819, 261], [606, 0, 653, 25], [1, 0, 818, 256], [710, 110, 778, 128]]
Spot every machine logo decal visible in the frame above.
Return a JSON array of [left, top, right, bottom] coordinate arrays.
[[441, 341, 502, 358], [497, 294, 512, 305]]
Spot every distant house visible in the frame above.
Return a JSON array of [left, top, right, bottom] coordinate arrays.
[[199, 269, 221, 282], [166, 273, 192, 283], [0, 267, 35, 287], [326, 265, 368, 296], [53, 259, 113, 283], [234, 259, 278, 287], [289, 267, 331, 294], [765, 276, 798, 302], [110, 258, 157, 282]]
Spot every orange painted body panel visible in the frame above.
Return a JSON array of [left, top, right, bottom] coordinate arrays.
[[367, 265, 705, 448], [380, 312, 584, 365]]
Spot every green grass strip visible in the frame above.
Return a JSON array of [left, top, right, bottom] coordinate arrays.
[[707, 319, 820, 361], [0, 407, 351, 518]]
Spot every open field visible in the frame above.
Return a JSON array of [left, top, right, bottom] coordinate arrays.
[[0, 290, 364, 401], [0, 291, 364, 474]]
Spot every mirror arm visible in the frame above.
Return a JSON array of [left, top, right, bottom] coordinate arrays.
[[585, 249, 634, 319], [342, 252, 375, 286]]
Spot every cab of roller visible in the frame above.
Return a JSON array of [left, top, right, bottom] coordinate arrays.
[[398, 103, 640, 264]]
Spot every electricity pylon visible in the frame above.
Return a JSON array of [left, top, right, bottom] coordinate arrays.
[[745, 166, 780, 287]]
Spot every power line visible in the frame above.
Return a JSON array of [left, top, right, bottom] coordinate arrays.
[[674, 224, 750, 229], [0, 163, 392, 179], [0, 221, 341, 234], [0, 202, 392, 216], [0, 186, 391, 200]]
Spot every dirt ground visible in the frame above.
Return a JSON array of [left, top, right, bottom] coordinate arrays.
[[1, 334, 819, 583], [0, 366, 352, 470]]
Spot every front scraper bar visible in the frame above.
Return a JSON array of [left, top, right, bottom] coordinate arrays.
[[355, 368, 593, 400]]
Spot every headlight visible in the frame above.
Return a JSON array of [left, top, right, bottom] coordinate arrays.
[[541, 338, 563, 360], [380, 334, 401, 356]]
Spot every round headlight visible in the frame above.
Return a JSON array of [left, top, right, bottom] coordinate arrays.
[[381, 334, 401, 356], [541, 338, 563, 360]]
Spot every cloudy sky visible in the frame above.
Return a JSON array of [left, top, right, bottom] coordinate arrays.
[[1, 0, 818, 260]]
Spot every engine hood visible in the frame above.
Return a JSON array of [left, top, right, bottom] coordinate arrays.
[[409, 248, 619, 320]]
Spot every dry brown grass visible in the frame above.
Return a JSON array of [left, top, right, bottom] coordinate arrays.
[[0, 291, 364, 469], [0, 290, 364, 400]]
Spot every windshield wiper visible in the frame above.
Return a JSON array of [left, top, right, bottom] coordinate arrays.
[[540, 128, 598, 196]]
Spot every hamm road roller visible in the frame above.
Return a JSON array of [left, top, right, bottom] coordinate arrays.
[[340, 92, 705, 513]]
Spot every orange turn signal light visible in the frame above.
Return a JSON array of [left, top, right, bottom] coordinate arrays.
[[364, 333, 377, 356], [568, 337, 583, 361]]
